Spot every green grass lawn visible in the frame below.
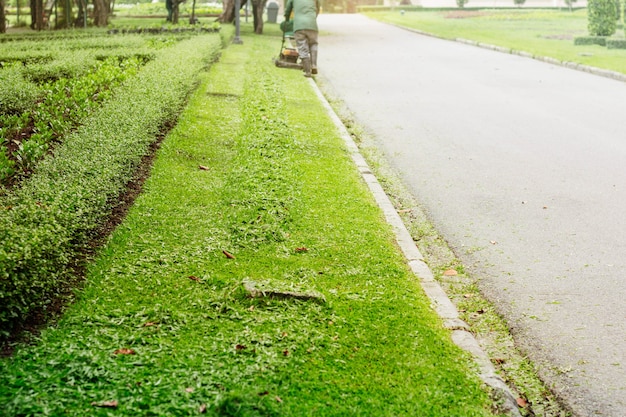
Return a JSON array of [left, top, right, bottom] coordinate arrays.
[[0, 25, 501, 416], [366, 9, 626, 74]]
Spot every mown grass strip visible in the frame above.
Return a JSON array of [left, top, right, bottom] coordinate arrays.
[[367, 9, 626, 75], [0, 26, 500, 416]]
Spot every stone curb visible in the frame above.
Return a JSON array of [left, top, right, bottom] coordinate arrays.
[[308, 78, 522, 417]]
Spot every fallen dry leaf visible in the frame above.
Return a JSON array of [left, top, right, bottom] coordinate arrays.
[[490, 240, 498, 245], [283, 350, 289, 356], [199, 404, 207, 413], [143, 321, 157, 327], [91, 400, 118, 408], [188, 275, 200, 281], [198, 165, 210, 171], [223, 250, 235, 259], [443, 269, 458, 276], [463, 294, 474, 299], [275, 396, 283, 403], [185, 387, 194, 393], [295, 247, 308, 252], [491, 358, 506, 365], [113, 348, 136, 355], [235, 344, 246, 351], [516, 397, 528, 408]]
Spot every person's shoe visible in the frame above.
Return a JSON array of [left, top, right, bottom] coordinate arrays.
[[311, 67, 318, 75], [302, 58, 312, 78]]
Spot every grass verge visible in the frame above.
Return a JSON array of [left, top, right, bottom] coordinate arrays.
[[0, 25, 502, 416], [366, 9, 626, 76]]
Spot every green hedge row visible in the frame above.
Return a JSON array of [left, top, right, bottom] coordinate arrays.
[[574, 35, 608, 45], [607, 38, 626, 48], [0, 33, 225, 337]]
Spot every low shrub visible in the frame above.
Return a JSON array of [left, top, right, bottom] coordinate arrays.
[[0, 66, 42, 114], [606, 38, 626, 47], [0, 33, 223, 337], [574, 35, 608, 44]]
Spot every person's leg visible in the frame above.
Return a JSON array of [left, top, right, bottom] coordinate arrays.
[[295, 31, 312, 77], [307, 31, 319, 74]]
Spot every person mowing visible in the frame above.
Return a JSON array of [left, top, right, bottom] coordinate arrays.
[[284, 0, 320, 77]]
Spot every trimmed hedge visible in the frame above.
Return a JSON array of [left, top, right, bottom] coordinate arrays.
[[0, 33, 224, 337], [606, 38, 626, 48], [574, 35, 608, 45]]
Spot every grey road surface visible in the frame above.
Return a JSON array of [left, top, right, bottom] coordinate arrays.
[[315, 14, 626, 416]]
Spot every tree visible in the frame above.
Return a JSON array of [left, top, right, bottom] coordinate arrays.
[[219, 0, 268, 34], [250, 0, 268, 34], [0, 0, 6, 33], [29, 0, 45, 30], [588, 0, 617, 35], [93, 0, 110, 26], [564, 0, 577, 12]]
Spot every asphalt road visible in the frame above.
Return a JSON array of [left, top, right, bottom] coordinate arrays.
[[315, 13, 626, 417]]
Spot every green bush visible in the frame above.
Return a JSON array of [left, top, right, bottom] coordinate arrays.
[[0, 66, 41, 115], [574, 35, 608, 45], [588, 0, 617, 35], [0, 34, 223, 337], [606, 38, 626, 47]]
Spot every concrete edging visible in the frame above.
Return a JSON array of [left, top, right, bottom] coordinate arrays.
[[308, 78, 522, 417], [398, 23, 626, 83]]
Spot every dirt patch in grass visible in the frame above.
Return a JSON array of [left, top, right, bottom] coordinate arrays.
[[444, 10, 491, 19], [542, 34, 574, 40]]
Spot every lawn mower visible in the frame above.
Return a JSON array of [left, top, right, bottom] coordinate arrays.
[[274, 20, 303, 70]]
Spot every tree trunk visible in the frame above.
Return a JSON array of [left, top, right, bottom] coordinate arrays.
[[219, 0, 236, 23], [31, 0, 44, 30], [0, 0, 6, 33], [92, 0, 109, 26], [171, 0, 181, 24], [251, 0, 267, 34]]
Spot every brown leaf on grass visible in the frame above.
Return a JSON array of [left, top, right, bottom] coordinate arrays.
[[516, 397, 529, 408], [490, 240, 498, 245], [275, 396, 283, 403], [91, 400, 118, 408], [113, 348, 136, 355], [283, 350, 289, 356], [188, 275, 200, 281], [295, 247, 308, 252], [185, 387, 194, 393], [443, 269, 458, 276], [463, 294, 474, 299], [143, 321, 157, 327], [491, 358, 506, 365], [235, 344, 246, 351], [223, 250, 235, 259], [199, 404, 207, 413], [198, 165, 210, 171]]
